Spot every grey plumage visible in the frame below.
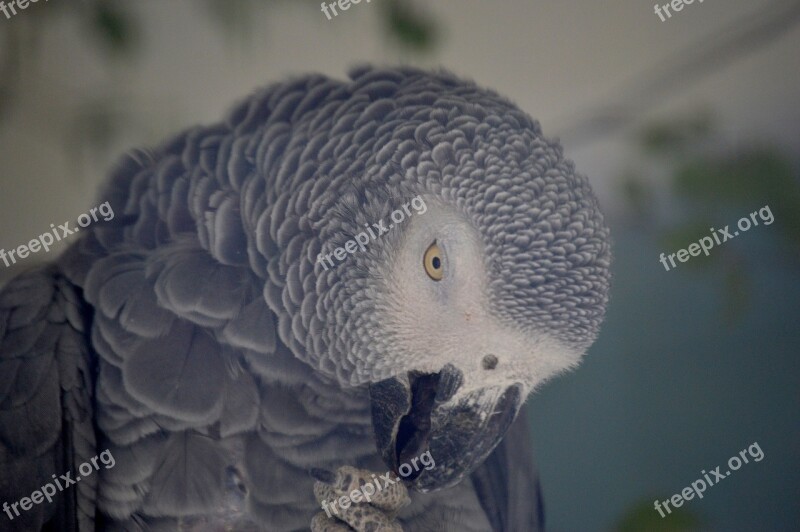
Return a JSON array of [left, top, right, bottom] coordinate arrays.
[[0, 66, 611, 531]]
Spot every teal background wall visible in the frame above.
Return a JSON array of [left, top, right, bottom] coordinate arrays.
[[530, 223, 800, 531]]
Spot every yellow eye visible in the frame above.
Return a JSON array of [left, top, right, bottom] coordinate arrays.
[[423, 241, 444, 281]]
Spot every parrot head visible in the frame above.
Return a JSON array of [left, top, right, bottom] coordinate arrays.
[[364, 188, 610, 491], [281, 67, 611, 493]]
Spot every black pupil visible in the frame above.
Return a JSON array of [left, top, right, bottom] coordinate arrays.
[[432, 257, 441, 269]]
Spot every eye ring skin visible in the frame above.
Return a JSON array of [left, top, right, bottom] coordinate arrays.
[[423, 241, 444, 281]]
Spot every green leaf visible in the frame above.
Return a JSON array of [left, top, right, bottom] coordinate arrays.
[[383, 0, 438, 51], [90, 1, 137, 55], [639, 112, 713, 155], [615, 498, 704, 532], [659, 223, 719, 270], [674, 149, 797, 205]]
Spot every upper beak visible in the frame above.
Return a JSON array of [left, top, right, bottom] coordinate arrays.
[[370, 364, 523, 492]]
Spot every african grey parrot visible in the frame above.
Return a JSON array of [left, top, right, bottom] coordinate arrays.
[[0, 66, 611, 531]]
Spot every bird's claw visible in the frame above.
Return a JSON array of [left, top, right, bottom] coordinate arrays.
[[310, 465, 409, 532]]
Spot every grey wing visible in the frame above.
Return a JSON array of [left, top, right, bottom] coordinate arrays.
[[469, 401, 545, 532], [0, 266, 96, 531]]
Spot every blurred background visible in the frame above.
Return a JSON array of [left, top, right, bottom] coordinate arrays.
[[0, 0, 798, 530]]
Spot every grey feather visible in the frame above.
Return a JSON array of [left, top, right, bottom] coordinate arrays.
[[122, 321, 226, 421], [140, 431, 227, 516], [0, 268, 96, 531]]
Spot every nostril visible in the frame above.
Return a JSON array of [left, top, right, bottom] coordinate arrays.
[[482, 355, 498, 370]]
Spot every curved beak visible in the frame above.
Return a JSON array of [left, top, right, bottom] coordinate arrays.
[[370, 364, 523, 492]]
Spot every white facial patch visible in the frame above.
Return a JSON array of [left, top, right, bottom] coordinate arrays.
[[377, 198, 585, 397]]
